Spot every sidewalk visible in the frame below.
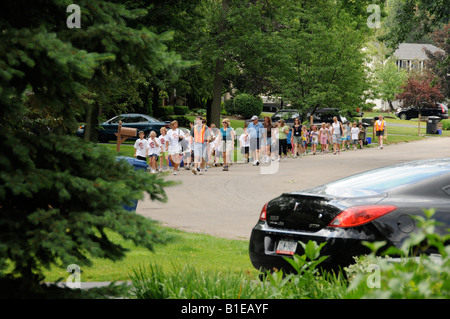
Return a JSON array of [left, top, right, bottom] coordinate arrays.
[[44, 281, 132, 289]]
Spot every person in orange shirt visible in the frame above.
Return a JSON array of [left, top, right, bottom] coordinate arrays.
[[375, 114, 387, 150], [191, 116, 211, 175]]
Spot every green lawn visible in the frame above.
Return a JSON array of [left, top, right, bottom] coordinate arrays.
[[358, 111, 450, 144], [41, 227, 257, 282]]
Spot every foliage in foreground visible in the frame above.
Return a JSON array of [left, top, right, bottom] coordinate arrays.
[[131, 209, 450, 299], [0, 134, 175, 295], [0, 0, 182, 296], [130, 241, 345, 299], [346, 209, 450, 298]]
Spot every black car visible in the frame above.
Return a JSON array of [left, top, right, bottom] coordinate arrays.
[[270, 108, 348, 127], [77, 113, 170, 142], [270, 109, 301, 126], [305, 108, 349, 126], [249, 159, 450, 273], [395, 103, 449, 120]]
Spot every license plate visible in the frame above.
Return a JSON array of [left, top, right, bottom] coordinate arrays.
[[276, 240, 298, 255]]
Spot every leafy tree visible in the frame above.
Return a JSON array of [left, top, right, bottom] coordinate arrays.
[[424, 23, 450, 100], [396, 74, 444, 135], [0, 0, 178, 293], [195, 0, 281, 125], [380, 0, 450, 49], [123, 0, 201, 117], [375, 59, 408, 111], [87, 66, 151, 121], [267, 0, 374, 116], [369, 43, 408, 111]]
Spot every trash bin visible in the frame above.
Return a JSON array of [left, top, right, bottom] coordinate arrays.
[[116, 156, 149, 211], [361, 118, 373, 126], [359, 122, 370, 145], [116, 156, 149, 171], [426, 116, 441, 134]]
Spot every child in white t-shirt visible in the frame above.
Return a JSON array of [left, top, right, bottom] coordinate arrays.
[[351, 122, 360, 151], [212, 132, 222, 166], [134, 131, 148, 162], [147, 131, 160, 173], [158, 127, 169, 172], [182, 131, 193, 170], [166, 120, 185, 175], [239, 127, 250, 163]]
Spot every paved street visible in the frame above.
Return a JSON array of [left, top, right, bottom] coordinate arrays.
[[137, 137, 450, 240]]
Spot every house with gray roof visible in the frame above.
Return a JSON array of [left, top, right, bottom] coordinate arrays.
[[368, 43, 445, 111], [393, 43, 444, 71]]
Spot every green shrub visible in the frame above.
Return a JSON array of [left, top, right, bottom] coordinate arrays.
[[345, 209, 450, 298], [0, 134, 174, 295], [441, 119, 450, 131], [173, 105, 189, 115], [224, 98, 235, 115], [157, 106, 174, 118], [170, 115, 191, 128], [130, 209, 450, 300], [192, 108, 207, 116], [232, 94, 263, 119], [131, 264, 265, 299], [130, 240, 346, 299]]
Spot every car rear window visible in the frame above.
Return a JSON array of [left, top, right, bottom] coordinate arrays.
[[310, 160, 450, 198]]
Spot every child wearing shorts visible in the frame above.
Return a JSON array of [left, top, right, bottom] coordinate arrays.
[[351, 122, 360, 151], [147, 131, 160, 173]]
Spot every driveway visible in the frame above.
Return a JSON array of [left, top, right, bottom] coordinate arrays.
[[137, 137, 450, 240]]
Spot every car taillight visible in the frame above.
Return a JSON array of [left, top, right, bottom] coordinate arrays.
[[259, 202, 268, 221], [328, 205, 397, 228]]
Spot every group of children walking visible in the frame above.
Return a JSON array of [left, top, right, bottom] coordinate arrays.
[[133, 118, 237, 175], [289, 121, 367, 157], [133, 116, 369, 175]]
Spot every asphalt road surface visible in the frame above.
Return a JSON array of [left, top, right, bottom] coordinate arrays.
[[137, 137, 450, 240]]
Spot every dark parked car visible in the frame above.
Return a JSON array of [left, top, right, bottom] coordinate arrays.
[[77, 113, 170, 142], [270, 108, 348, 127], [305, 108, 349, 125], [271, 109, 301, 126], [395, 103, 449, 120], [249, 159, 450, 273]]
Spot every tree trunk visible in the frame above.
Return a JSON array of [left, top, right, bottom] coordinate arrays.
[[142, 84, 152, 115], [152, 86, 162, 118], [210, 59, 224, 127], [83, 102, 99, 142], [418, 110, 421, 136], [206, 98, 213, 125], [388, 100, 395, 112], [209, 0, 229, 127]]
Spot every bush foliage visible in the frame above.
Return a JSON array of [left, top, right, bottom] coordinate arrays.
[[0, 133, 174, 291], [227, 94, 263, 119], [441, 119, 450, 131], [0, 0, 180, 294], [131, 209, 449, 299]]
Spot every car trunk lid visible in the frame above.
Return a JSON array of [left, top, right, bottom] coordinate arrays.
[[265, 192, 386, 232], [265, 193, 341, 232]]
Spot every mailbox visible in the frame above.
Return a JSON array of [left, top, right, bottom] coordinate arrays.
[[115, 121, 138, 152], [119, 127, 137, 137]]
